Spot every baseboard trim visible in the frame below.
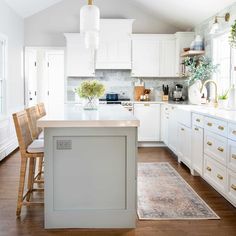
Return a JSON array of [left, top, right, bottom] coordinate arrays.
[[138, 142, 166, 147]]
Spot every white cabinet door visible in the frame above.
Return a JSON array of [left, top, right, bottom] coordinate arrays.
[[134, 103, 161, 142], [161, 105, 169, 144], [159, 38, 176, 77], [178, 124, 191, 167], [192, 125, 204, 176], [132, 36, 159, 77], [168, 106, 178, 154], [65, 34, 95, 77]]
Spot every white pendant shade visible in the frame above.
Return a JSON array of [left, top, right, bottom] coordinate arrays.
[[84, 31, 99, 50], [210, 22, 219, 35], [80, 4, 100, 33]]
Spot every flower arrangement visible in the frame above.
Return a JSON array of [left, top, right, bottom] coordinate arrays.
[[183, 56, 219, 86], [229, 20, 236, 48], [75, 80, 105, 110]]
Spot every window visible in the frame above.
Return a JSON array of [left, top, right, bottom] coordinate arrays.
[[213, 33, 231, 95], [0, 35, 6, 114]]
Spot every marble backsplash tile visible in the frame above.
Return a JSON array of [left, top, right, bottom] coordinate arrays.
[[67, 70, 188, 102]]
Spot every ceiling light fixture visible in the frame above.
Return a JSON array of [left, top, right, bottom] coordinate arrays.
[[210, 12, 230, 35], [80, 0, 100, 50]]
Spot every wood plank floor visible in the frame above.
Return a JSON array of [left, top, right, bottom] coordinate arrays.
[[0, 147, 236, 236]]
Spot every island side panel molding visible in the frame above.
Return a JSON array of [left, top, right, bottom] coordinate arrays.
[[44, 127, 137, 229]]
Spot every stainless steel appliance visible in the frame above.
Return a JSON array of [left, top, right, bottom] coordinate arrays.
[[99, 98, 133, 113], [173, 84, 184, 101]]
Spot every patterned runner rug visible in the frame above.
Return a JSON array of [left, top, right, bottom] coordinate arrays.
[[138, 162, 220, 220]]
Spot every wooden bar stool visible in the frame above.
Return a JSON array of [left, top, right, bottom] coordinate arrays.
[[37, 102, 46, 118], [13, 110, 44, 217], [26, 106, 44, 180]]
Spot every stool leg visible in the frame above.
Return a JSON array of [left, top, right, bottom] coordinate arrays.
[[16, 157, 28, 217], [26, 158, 35, 201], [37, 157, 43, 180]]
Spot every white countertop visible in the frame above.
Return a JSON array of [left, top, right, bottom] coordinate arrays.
[[37, 104, 139, 128]]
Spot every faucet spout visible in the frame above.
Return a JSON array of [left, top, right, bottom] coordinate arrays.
[[200, 79, 218, 107]]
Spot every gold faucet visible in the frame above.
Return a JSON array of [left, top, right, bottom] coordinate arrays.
[[200, 79, 218, 108]]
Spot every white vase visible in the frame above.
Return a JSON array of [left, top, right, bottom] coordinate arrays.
[[82, 97, 99, 110], [228, 85, 236, 110], [218, 99, 228, 109], [188, 80, 202, 105]]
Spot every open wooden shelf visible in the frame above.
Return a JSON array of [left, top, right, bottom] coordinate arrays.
[[181, 50, 205, 57]]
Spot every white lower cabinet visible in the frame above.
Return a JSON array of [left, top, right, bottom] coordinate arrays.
[[161, 105, 169, 145], [168, 106, 178, 153], [192, 125, 204, 176], [228, 139, 236, 172], [134, 103, 161, 142], [177, 124, 191, 168]]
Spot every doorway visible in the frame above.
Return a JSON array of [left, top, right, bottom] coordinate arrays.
[[24, 48, 65, 113]]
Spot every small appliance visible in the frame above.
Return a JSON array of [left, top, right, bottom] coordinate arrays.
[[173, 84, 184, 101]]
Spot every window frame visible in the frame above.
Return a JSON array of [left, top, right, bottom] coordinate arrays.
[[0, 34, 7, 116]]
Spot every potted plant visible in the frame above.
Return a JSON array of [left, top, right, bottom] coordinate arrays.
[[76, 80, 105, 110], [183, 56, 218, 105], [218, 90, 229, 109], [229, 20, 236, 48]]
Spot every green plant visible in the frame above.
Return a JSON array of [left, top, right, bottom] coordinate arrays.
[[183, 56, 219, 85], [229, 20, 236, 48], [218, 89, 229, 100], [75, 80, 105, 99]]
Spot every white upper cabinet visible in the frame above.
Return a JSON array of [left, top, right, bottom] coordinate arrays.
[[159, 36, 176, 77], [96, 19, 134, 69], [64, 33, 95, 77], [132, 35, 160, 77]]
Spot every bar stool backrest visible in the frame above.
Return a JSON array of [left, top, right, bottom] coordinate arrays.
[[37, 103, 46, 118], [26, 106, 42, 139], [13, 110, 33, 155]]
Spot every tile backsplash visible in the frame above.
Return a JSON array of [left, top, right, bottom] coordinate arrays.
[[67, 70, 187, 102]]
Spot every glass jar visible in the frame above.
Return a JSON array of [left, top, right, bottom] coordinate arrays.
[[82, 97, 99, 110]]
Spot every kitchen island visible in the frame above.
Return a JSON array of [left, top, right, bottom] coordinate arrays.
[[37, 104, 139, 229]]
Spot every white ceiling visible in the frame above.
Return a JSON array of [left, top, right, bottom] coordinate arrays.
[[4, 0, 236, 29]]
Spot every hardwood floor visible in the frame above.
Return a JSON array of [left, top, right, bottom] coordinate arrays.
[[0, 147, 236, 236]]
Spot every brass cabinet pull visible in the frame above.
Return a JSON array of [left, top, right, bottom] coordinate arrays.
[[217, 174, 223, 180], [218, 126, 224, 131], [207, 141, 213, 146], [207, 122, 213, 127], [217, 147, 224, 152], [181, 128, 185, 131], [232, 154, 236, 160], [144, 104, 150, 107], [195, 128, 199, 131], [232, 131, 236, 135], [196, 119, 201, 122], [231, 184, 236, 191], [207, 166, 212, 172]]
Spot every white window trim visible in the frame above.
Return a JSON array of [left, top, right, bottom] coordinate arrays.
[[0, 33, 8, 116]]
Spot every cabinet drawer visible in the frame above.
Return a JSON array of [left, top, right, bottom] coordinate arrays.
[[204, 131, 227, 166], [228, 123, 236, 141], [228, 140, 236, 172], [204, 155, 227, 193], [192, 113, 204, 128], [204, 117, 227, 137], [227, 169, 236, 206]]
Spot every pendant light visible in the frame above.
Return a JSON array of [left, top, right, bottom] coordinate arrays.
[[210, 13, 230, 35], [80, 0, 100, 50]]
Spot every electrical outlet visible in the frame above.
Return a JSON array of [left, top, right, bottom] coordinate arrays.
[[56, 140, 72, 150]]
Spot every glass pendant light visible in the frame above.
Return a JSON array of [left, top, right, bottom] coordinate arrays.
[[80, 0, 100, 49], [210, 17, 219, 35]]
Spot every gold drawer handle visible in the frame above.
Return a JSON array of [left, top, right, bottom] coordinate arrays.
[[218, 126, 224, 131], [217, 147, 224, 152], [195, 128, 199, 131], [207, 122, 213, 127], [207, 166, 212, 172], [231, 184, 236, 191], [144, 104, 150, 106], [217, 174, 224, 180], [232, 131, 236, 135], [232, 154, 236, 160], [196, 119, 201, 122], [181, 128, 185, 131], [207, 141, 212, 146]]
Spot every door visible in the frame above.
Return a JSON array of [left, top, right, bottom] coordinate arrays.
[[168, 106, 178, 153], [132, 37, 159, 77], [192, 125, 204, 175], [46, 51, 65, 114], [134, 103, 161, 142], [25, 49, 37, 106]]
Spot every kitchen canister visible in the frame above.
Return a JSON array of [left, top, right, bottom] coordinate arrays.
[[194, 35, 204, 50]]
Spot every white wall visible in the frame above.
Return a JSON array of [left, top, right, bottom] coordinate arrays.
[[24, 0, 180, 47], [0, 0, 24, 160]]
